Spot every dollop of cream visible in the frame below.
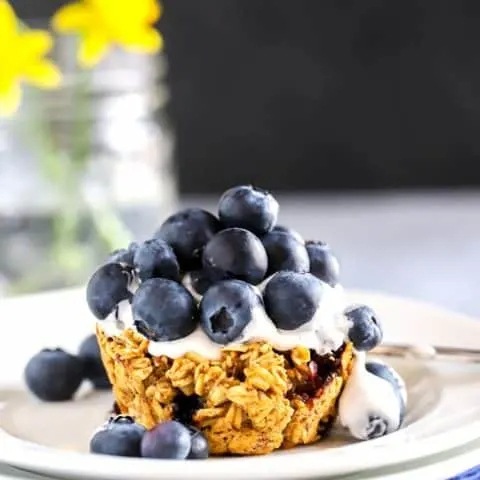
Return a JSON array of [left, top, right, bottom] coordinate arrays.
[[338, 353, 406, 440]]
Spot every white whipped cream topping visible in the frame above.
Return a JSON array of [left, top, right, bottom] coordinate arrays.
[[98, 274, 348, 359], [148, 327, 222, 359], [338, 353, 406, 440], [99, 300, 135, 337], [181, 273, 203, 302]]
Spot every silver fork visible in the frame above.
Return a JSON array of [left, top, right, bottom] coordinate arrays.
[[372, 343, 480, 363]]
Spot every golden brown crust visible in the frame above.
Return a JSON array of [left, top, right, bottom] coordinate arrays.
[[97, 326, 354, 455]]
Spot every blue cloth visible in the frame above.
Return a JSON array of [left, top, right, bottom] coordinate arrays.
[[449, 466, 480, 479]]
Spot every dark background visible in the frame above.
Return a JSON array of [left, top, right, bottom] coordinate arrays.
[[14, 0, 480, 193]]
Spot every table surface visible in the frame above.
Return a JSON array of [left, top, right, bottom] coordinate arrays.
[[184, 190, 480, 318]]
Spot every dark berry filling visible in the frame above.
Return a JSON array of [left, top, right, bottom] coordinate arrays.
[[290, 344, 347, 400], [110, 402, 121, 415], [173, 393, 204, 424]]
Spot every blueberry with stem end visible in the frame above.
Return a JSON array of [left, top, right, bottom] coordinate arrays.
[[24, 348, 84, 401], [200, 280, 262, 344]]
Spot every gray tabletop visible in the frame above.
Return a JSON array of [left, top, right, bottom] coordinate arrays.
[[184, 190, 480, 318]]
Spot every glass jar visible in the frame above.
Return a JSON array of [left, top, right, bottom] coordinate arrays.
[[0, 35, 177, 295]]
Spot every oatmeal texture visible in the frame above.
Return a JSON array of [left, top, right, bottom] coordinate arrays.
[[97, 326, 354, 455]]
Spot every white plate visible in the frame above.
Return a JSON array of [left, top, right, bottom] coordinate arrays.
[[0, 289, 479, 480]]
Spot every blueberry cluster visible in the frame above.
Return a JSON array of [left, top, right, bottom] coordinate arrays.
[[87, 185, 342, 344], [90, 416, 209, 460], [24, 334, 110, 401]]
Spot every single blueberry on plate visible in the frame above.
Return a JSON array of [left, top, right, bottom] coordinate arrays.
[[155, 208, 221, 270], [78, 334, 110, 390], [141, 420, 192, 459], [200, 280, 262, 344], [202, 228, 268, 285], [133, 238, 180, 282], [132, 278, 197, 341], [218, 185, 279, 236], [86, 262, 133, 320], [24, 348, 84, 401], [186, 426, 209, 459], [262, 230, 310, 275], [271, 225, 304, 244], [366, 361, 406, 423], [90, 415, 146, 457], [263, 272, 323, 330], [345, 304, 383, 351], [305, 241, 340, 287]]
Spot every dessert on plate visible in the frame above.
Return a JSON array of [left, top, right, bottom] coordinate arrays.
[[85, 185, 407, 456]]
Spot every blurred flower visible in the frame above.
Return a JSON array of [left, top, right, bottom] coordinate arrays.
[[52, 0, 163, 68], [0, 0, 61, 116]]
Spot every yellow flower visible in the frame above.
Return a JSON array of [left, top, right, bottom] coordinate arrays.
[[0, 1, 61, 116], [53, 0, 163, 68]]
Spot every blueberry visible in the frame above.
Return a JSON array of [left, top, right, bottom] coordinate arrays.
[[24, 348, 84, 401], [141, 420, 192, 459], [187, 426, 209, 459], [272, 225, 304, 244], [133, 238, 180, 282], [263, 272, 323, 330], [155, 208, 221, 270], [78, 334, 110, 390], [86, 263, 133, 320], [305, 241, 340, 287], [261, 231, 310, 275], [108, 242, 139, 266], [132, 278, 197, 341], [345, 305, 383, 351], [202, 228, 268, 285], [90, 415, 146, 457], [199, 280, 261, 344], [189, 270, 213, 296], [366, 361, 406, 423], [218, 185, 279, 236], [365, 415, 390, 440]]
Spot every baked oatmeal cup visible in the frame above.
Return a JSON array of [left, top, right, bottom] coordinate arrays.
[[97, 326, 354, 455], [86, 185, 404, 458]]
